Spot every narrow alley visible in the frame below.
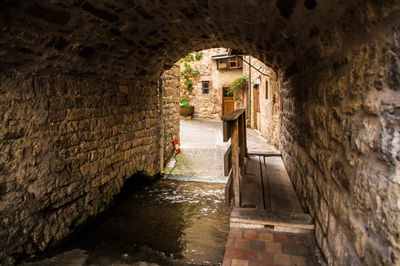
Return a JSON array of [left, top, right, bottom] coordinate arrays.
[[18, 119, 314, 266], [166, 119, 276, 183], [1, 2, 399, 266]]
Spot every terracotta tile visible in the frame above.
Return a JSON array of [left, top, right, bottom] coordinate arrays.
[[274, 253, 291, 265], [287, 236, 304, 244], [259, 232, 273, 242], [249, 240, 266, 251], [273, 234, 288, 243], [225, 247, 242, 259], [231, 259, 249, 266], [230, 230, 244, 239], [226, 236, 235, 247], [265, 242, 282, 253], [249, 261, 266, 266], [281, 243, 311, 256], [235, 239, 250, 249], [241, 249, 257, 260], [258, 251, 274, 263], [290, 255, 307, 266], [222, 258, 232, 266], [244, 231, 258, 240]]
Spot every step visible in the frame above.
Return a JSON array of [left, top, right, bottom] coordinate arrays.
[[247, 150, 281, 157], [230, 207, 314, 234]]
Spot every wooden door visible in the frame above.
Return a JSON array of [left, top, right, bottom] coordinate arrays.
[[253, 85, 260, 128], [254, 86, 260, 113], [223, 87, 234, 115]]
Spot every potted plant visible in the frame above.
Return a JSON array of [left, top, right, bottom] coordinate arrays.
[[180, 97, 194, 118], [179, 52, 203, 119]]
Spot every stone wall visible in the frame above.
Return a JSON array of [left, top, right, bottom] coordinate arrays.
[[180, 48, 223, 119], [162, 64, 181, 158], [0, 73, 178, 257], [180, 48, 244, 119], [243, 56, 280, 147], [280, 26, 400, 265], [0, 1, 399, 264]]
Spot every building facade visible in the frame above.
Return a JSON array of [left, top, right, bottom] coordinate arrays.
[[180, 48, 245, 119], [243, 56, 281, 147], [180, 49, 280, 147]]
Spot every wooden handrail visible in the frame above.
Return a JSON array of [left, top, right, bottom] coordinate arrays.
[[221, 108, 245, 121], [223, 109, 247, 207]]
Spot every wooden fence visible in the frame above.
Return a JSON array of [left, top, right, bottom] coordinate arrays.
[[222, 108, 247, 207]]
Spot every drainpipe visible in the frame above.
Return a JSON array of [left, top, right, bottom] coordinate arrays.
[[247, 56, 251, 127], [158, 78, 164, 175]]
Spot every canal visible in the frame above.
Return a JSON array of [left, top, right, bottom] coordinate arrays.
[[20, 120, 274, 265], [21, 174, 230, 265]]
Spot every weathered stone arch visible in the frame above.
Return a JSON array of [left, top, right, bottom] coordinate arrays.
[[0, 1, 399, 265]]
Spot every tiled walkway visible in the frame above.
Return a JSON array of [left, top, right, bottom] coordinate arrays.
[[223, 229, 319, 266]]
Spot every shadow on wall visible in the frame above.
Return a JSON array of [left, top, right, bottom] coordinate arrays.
[[0, 1, 399, 265]]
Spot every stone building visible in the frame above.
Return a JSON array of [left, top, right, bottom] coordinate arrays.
[[243, 56, 281, 147], [180, 49, 281, 147], [0, 1, 399, 265], [180, 48, 246, 119]]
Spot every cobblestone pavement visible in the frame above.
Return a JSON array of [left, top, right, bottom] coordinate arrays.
[[165, 119, 276, 183], [222, 229, 319, 266]]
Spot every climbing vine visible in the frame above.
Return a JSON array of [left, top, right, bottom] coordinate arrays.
[[180, 52, 203, 92], [180, 52, 203, 107], [229, 76, 247, 101]]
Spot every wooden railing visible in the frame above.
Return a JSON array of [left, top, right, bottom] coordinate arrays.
[[222, 108, 247, 206]]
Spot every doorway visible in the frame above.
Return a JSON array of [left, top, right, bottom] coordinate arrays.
[[253, 84, 260, 128], [223, 87, 234, 115]]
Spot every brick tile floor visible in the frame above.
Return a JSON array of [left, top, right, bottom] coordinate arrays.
[[223, 229, 319, 266]]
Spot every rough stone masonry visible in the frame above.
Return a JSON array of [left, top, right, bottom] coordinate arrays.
[[0, 1, 399, 265]]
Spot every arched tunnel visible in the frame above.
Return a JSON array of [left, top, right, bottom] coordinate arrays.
[[0, 0, 399, 265]]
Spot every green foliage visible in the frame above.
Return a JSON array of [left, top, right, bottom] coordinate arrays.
[[181, 52, 203, 62], [195, 51, 203, 60], [180, 52, 203, 92], [184, 79, 194, 91], [229, 76, 247, 101], [180, 97, 188, 106], [192, 70, 200, 77], [180, 97, 193, 107]]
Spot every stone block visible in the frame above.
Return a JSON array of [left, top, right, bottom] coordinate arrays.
[[348, 215, 367, 258], [80, 161, 99, 177], [66, 109, 85, 121]]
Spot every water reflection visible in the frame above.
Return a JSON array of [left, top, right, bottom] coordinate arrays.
[[112, 178, 230, 264], [23, 176, 230, 266]]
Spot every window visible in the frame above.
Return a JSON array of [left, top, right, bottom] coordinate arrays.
[[265, 80, 269, 99], [202, 81, 209, 95], [223, 87, 233, 98], [215, 56, 243, 70]]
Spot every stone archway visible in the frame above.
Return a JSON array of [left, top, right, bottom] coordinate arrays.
[[0, 1, 399, 265]]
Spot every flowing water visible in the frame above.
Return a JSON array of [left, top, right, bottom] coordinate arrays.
[[20, 120, 243, 265], [22, 175, 230, 266]]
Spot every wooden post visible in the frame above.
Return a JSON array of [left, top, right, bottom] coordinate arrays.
[[231, 119, 240, 206], [242, 112, 247, 157], [238, 112, 248, 175], [224, 145, 232, 176], [238, 113, 244, 172], [222, 108, 246, 207]]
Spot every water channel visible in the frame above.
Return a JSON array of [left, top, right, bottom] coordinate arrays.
[[21, 175, 230, 266], [20, 120, 274, 265]]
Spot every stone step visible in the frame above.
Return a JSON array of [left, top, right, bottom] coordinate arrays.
[[247, 150, 281, 157], [230, 207, 314, 234]]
